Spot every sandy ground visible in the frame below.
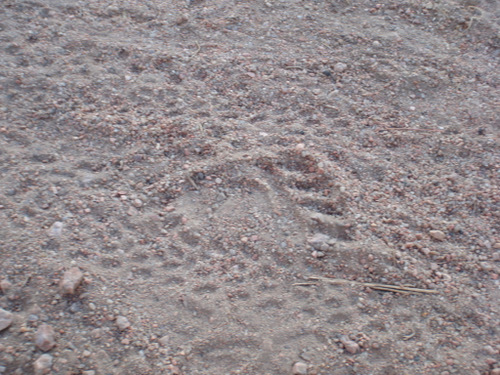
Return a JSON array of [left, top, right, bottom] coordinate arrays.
[[0, 0, 499, 374]]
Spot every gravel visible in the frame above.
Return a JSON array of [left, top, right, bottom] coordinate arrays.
[[0, 0, 498, 374]]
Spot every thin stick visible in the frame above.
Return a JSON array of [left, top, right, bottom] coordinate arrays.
[[186, 175, 199, 190], [380, 128, 443, 132], [466, 6, 484, 30], [308, 276, 438, 295], [402, 329, 416, 341], [188, 42, 201, 60]]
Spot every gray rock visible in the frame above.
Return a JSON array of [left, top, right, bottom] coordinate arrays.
[[60, 267, 84, 295], [35, 324, 56, 352], [116, 316, 131, 331], [34, 354, 53, 375], [311, 250, 325, 259], [47, 221, 63, 237], [132, 198, 143, 208], [0, 308, 13, 331], [308, 233, 331, 251], [309, 212, 350, 240], [334, 62, 348, 73]]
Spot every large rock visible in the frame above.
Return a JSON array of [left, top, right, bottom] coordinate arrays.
[[0, 308, 13, 331], [34, 354, 53, 375], [35, 324, 56, 352], [292, 361, 308, 375]]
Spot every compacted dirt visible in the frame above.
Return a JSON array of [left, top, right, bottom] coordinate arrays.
[[1, 0, 499, 374]]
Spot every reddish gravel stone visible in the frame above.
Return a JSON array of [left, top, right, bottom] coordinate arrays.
[[340, 335, 360, 354], [60, 267, 84, 295], [35, 324, 56, 352]]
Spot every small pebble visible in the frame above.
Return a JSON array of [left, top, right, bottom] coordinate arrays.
[[0, 279, 13, 293], [35, 324, 56, 352], [159, 335, 169, 346], [60, 267, 84, 295], [340, 335, 360, 354], [175, 15, 188, 25], [490, 369, 500, 375], [116, 316, 131, 331], [484, 345, 497, 356], [312, 250, 325, 259], [429, 230, 446, 241], [334, 62, 348, 73], [308, 233, 331, 250], [34, 354, 53, 375], [47, 221, 63, 237], [0, 308, 13, 331], [132, 198, 143, 208], [292, 361, 308, 375], [82, 371, 96, 375], [486, 358, 498, 366]]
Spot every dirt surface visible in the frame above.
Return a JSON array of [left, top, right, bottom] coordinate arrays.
[[1, 0, 499, 374]]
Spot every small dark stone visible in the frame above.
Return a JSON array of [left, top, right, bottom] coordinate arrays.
[[477, 128, 485, 135], [322, 70, 332, 77]]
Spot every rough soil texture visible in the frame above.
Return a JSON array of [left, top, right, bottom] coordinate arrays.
[[1, 1, 499, 374]]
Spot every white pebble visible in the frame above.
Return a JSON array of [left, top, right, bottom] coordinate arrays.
[[47, 221, 64, 237]]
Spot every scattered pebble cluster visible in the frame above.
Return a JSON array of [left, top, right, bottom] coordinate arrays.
[[0, 0, 499, 374]]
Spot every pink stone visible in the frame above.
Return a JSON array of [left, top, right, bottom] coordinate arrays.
[[292, 361, 308, 375], [340, 335, 360, 354], [35, 324, 55, 352], [60, 267, 84, 294]]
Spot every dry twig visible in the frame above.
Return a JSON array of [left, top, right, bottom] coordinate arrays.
[[306, 276, 438, 295], [186, 175, 199, 190], [380, 127, 443, 132]]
